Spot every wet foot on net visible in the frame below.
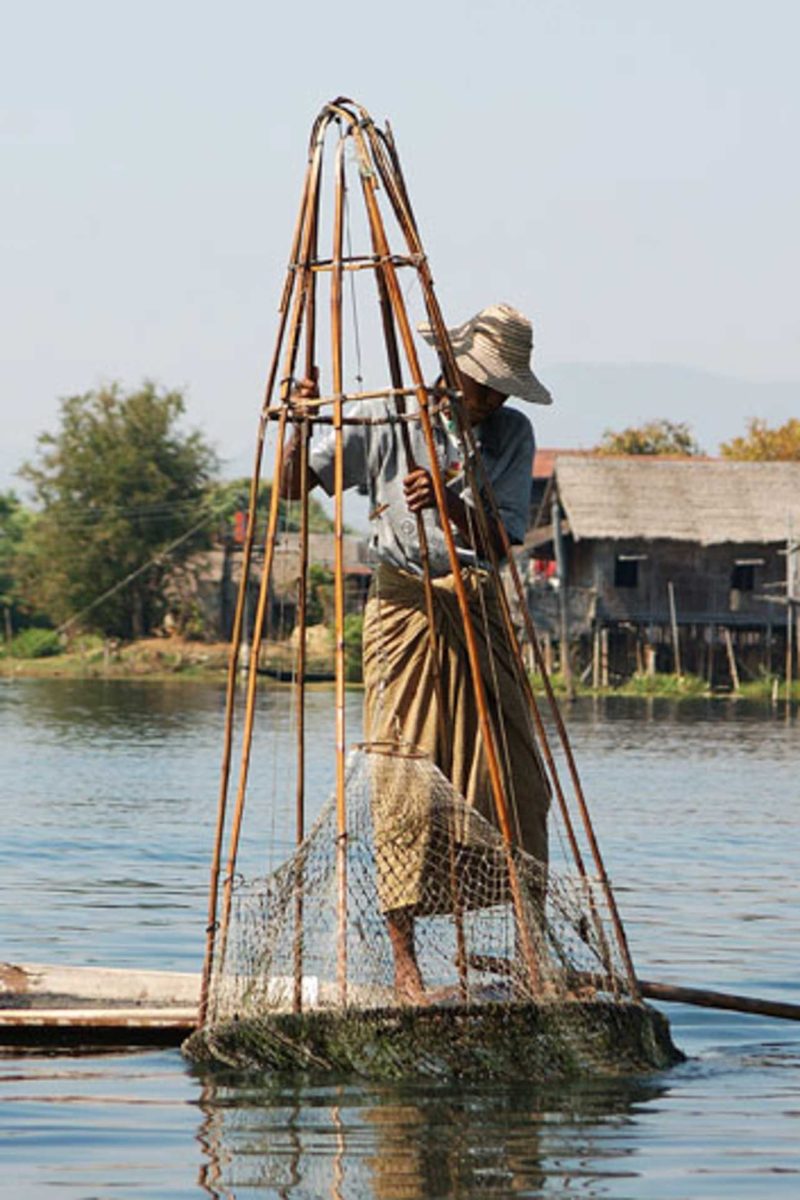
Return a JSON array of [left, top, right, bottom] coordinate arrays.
[[393, 961, 427, 1006]]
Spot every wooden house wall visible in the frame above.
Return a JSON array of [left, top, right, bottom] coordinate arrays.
[[568, 537, 788, 627]]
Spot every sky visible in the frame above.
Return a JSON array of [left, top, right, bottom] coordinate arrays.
[[3, 0, 799, 506]]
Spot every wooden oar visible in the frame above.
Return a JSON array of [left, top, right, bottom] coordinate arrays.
[[638, 978, 800, 1022], [470, 958, 800, 1022]]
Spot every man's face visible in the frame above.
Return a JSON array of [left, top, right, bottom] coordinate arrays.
[[458, 371, 509, 425]]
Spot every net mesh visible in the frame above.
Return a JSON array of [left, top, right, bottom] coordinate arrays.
[[207, 744, 628, 1025]]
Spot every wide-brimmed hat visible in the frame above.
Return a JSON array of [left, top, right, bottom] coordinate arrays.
[[418, 303, 552, 405]]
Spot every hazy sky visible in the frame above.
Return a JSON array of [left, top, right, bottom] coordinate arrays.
[[4, 0, 799, 495]]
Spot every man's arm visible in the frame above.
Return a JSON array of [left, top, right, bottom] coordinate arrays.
[[279, 377, 322, 500]]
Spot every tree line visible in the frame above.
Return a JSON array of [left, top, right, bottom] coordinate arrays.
[[1, 382, 333, 648], [2, 386, 798, 648]]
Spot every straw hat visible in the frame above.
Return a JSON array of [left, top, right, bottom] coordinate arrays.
[[418, 303, 552, 405]]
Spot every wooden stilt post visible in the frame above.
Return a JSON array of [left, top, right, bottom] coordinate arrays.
[[723, 626, 740, 694], [667, 581, 682, 679], [552, 495, 574, 700], [787, 604, 794, 704], [645, 643, 656, 678]]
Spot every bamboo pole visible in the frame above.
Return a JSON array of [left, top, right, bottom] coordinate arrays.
[[348, 120, 540, 991], [506, 555, 641, 999], [444, 414, 618, 989], [331, 135, 348, 1006], [262, 384, 451, 417], [293, 414, 310, 1014], [356, 94, 639, 1000], [368, 230, 468, 997], [214, 413, 289, 971], [306, 253, 419, 272], [454, 433, 641, 999], [358, 99, 628, 990], [210, 116, 331, 990], [197, 128, 318, 1024], [638, 979, 800, 1022], [290, 150, 322, 1016], [353, 105, 469, 992]]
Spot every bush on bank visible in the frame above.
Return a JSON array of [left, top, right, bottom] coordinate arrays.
[[7, 628, 63, 659]]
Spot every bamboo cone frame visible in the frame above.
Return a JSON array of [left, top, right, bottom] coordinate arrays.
[[199, 98, 639, 1025]]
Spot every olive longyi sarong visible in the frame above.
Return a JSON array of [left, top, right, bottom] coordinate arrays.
[[363, 562, 550, 915]]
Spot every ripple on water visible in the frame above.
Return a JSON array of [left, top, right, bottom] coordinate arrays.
[[1, 683, 799, 1198]]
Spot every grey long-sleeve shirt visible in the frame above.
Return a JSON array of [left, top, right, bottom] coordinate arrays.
[[310, 399, 534, 577]]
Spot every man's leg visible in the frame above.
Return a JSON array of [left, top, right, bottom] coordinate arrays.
[[385, 906, 425, 1002]]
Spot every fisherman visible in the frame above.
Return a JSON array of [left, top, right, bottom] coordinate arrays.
[[281, 303, 553, 1002]]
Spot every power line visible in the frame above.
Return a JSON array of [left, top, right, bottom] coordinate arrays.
[[57, 506, 220, 635]]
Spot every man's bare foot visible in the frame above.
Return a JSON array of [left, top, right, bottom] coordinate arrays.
[[394, 961, 427, 1005]]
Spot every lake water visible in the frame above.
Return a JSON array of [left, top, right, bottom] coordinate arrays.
[[1, 677, 799, 1198]]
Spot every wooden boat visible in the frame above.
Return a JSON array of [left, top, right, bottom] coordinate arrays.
[[0, 961, 198, 1048], [257, 663, 336, 683]]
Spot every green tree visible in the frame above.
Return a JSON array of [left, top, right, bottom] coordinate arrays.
[[596, 419, 702, 456], [19, 382, 219, 638], [343, 611, 364, 682], [0, 491, 33, 641], [720, 417, 800, 461], [307, 563, 334, 626]]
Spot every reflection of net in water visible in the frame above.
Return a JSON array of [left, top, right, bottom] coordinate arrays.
[[207, 746, 626, 1022]]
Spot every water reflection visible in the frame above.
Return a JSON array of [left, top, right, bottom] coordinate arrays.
[[2, 681, 800, 1197], [1, 676, 227, 742], [193, 1072, 670, 1199]]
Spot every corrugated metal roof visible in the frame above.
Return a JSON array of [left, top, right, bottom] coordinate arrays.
[[555, 456, 800, 545]]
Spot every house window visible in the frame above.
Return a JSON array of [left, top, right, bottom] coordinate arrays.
[[731, 561, 759, 592], [614, 557, 640, 588]]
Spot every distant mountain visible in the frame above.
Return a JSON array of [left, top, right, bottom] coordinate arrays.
[[530, 363, 799, 455]]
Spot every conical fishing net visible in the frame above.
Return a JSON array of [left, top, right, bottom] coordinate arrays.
[[188, 745, 679, 1078], [208, 744, 614, 1016]]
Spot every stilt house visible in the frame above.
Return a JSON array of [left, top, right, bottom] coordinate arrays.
[[523, 456, 800, 684]]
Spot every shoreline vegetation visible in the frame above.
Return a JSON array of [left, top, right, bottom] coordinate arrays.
[[2, 632, 799, 703]]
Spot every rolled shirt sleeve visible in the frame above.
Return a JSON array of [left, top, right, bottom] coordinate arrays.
[[309, 406, 369, 496], [468, 407, 535, 546]]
